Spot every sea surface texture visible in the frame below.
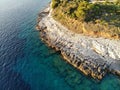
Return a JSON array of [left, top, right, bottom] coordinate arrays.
[[0, 0, 120, 90]]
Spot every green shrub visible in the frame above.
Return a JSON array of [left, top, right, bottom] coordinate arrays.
[[52, 0, 120, 39], [52, 0, 60, 9]]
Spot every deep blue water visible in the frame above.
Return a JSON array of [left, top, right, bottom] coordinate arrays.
[[0, 0, 120, 90]]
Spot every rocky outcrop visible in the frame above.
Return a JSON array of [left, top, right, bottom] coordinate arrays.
[[36, 7, 120, 80]]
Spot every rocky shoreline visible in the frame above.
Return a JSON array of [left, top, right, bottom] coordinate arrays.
[[36, 7, 120, 80]]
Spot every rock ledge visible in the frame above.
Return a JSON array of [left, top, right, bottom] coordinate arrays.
[[36, 7, 120, 80]]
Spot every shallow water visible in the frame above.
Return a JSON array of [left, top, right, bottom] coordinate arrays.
[[0, 0, 120, 90]]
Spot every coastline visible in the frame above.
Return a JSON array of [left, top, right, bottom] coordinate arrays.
[[36, 7, 120, 80]]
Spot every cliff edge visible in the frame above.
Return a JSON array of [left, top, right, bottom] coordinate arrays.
[[36, 7, 120, 80]]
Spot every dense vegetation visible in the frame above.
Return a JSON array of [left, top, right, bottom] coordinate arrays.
[[52, 0, 120, 39]]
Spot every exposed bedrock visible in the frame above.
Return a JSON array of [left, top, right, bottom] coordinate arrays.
[[36, 8, 120, 80]]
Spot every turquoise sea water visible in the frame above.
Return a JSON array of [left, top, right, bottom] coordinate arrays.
[[0, 0, 120, 90]]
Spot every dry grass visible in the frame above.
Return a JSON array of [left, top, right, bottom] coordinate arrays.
[[52, 7, 120, 39]]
